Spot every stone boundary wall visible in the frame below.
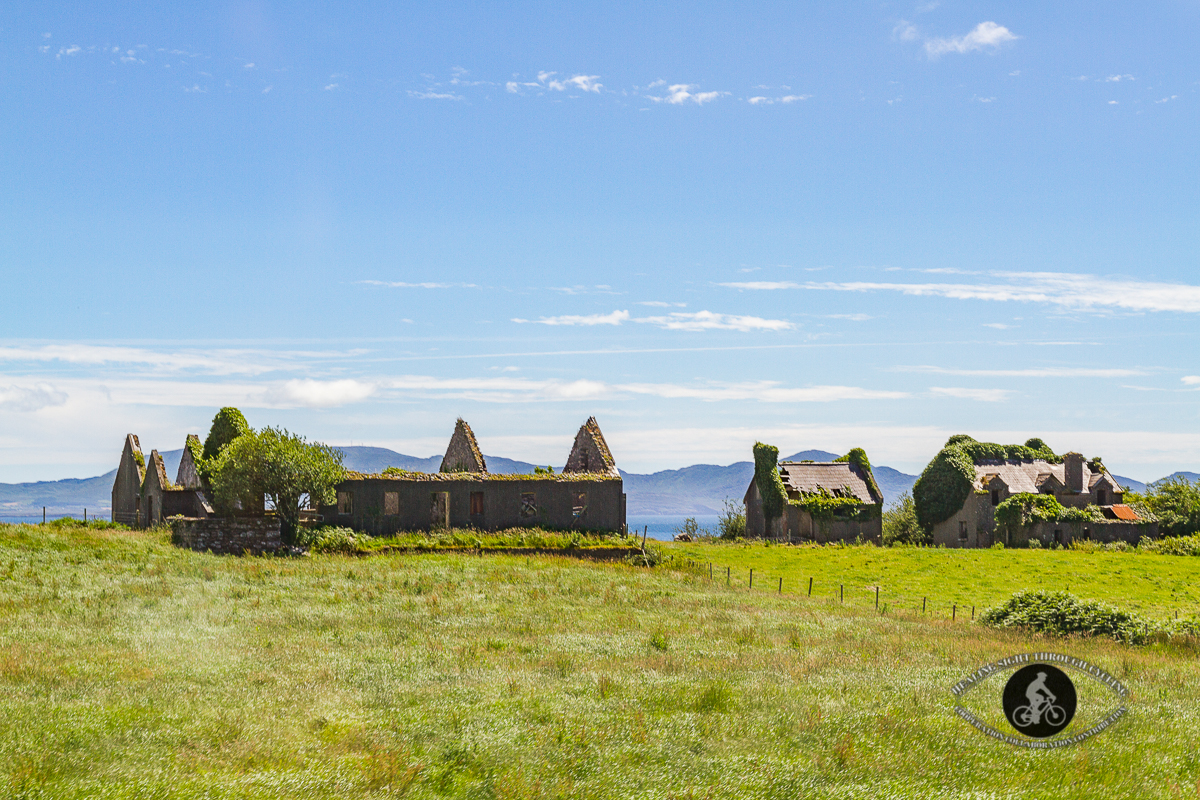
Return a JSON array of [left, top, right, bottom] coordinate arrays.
[[170, 517, 282, 555]]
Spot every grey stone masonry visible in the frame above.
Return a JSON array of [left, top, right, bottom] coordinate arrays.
[[440, 418, 487, 473], [171, 517, 282, 555]]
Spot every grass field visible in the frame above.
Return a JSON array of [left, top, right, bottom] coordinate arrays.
[[4, 522, 1200, 798], [665, 539, 1200, 620]]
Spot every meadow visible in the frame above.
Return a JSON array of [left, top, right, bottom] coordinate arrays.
[[666, 539, 1200, 621], [3, 521, 1200, 798]]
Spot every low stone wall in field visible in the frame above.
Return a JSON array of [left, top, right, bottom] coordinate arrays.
[[170, 517, 282, 555]]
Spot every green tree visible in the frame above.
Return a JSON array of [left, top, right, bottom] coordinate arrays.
[[210, 427, 346, 544], [1131, 476, 1200, 537], [716, 498, 747, 540], [882, 492, 926, 546], [203, 407, 251, 462]]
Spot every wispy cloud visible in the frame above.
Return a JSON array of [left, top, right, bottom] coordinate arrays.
[[923, 21, 1019, 58], [550, 285, 620, 295], [636, 301, 687, 308], [0, 383, 68, 412], [1103, 74, 1135, 82], [261, 379, 376, 408], [1183, 376, 1200, 386], [725, 272, 1200, 314], [896, 366, 1146, 378], [747, 94, 811, 105], [512, 310, 631, 326], [929, 387, 1012, 402], [548, 74, 602, 93], [359, 280, 478, 289], [407, 89, 462, 100], [0, 344, 280, 375], [636, 311, 793, 332]]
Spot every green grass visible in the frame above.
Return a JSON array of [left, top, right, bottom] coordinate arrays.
[[4, 521, 1200, 798], [665, 539, 1200, 619]]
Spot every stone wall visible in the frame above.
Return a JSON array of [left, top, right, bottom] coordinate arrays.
[[784, 505, 882, 544], [319, 476, 625, 534], [171, 517, 282, 555], [1011, 519, 1157, 548]]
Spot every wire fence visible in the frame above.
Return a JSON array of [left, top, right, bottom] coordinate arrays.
[[672, 555, 984, 622]]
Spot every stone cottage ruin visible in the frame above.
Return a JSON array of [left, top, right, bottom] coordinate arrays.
[[744, 447, 884, 543], [111, 433, 212, 527], [915, 436, 1158, 548]]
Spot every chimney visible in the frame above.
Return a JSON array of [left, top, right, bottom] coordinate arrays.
[[1064, 452, 1085, 493]]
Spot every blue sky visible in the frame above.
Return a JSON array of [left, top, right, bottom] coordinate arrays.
[[2, 1, 1199, 482]]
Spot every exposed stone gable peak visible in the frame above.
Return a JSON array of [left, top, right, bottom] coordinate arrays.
[[440, 418, 487, 473], [564, 416, 619, 477]]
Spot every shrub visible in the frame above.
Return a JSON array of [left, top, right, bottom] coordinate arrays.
[[648, 631, 669, 652], [716, 499, 746, 540], [203, 407, 251, 462], [882, 492, 927, 546], [674, 517, 700, 540], [1026, 538, 1042, 549], [980, 590, 1156, 644], [297, 526, 360, 554], [1133, 475, 1200, 537], [1140, 534, 1200, 556]]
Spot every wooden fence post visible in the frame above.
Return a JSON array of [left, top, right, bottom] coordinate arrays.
[[840, 584, 844, 603], [808, 577, 813, 597], [875, 587, 879, 610], [778, 576, 783, 594], [749, 569, 754, 589], [726, 566, 730, 585], [922, 597, 926, 614], [953, 604, 957, 621]]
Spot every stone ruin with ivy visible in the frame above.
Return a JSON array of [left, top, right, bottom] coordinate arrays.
[[743, 443, 884, 543], [912, 434, 1158, 548]]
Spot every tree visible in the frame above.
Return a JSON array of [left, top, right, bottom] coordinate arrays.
[[203, 407, 251, 462], [210, 426, 346, 543], [882, 492, 927, 546], [1130, 476, 1200, 537]]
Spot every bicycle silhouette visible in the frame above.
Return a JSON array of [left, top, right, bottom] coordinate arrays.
[[1012, 699, 1067, 728]]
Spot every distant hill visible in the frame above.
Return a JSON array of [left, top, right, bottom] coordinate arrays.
[[0, 445, 1187, 519]]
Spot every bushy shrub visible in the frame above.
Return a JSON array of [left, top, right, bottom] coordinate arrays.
[[980, 590, 1155, 644], [203, 407, 251, 462], [716, 499, 746, 540], [296, 526, 360, 554], [1140, 534, 1200, 556], [1026, 538, 1042, 549], [882, 492, 927, 546], [1132, 475, 1200, 537], [994, 493, 1067, 531]]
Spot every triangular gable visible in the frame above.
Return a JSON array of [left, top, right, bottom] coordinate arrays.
[[563, 416, 619, 477], [1035, 473, 1063, 493], [142, 450, 173, 494], [440, 418, 487, 473], [176, 434, 204, 489], [121, 433, 145, 484]]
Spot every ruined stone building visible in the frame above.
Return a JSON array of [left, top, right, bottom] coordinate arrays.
[[930, 450, 1155, 548], [111, 433, 211, 527], [744, 452, 884, 543], [319, 417, 626, 534]]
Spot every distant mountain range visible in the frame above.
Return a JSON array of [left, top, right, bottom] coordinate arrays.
[[0, 445, 1183, 519]]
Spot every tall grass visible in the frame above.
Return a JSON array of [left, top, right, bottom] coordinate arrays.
[[3, 522, 1200, 798]]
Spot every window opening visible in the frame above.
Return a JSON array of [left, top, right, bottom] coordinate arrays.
[[470, 491, 484, 516], [520, 492, 537, 519], [384, 492, 399, 516], [337, 491, 353, 515], [991, 489, 1000, 506], [573, 492, 587, 519]]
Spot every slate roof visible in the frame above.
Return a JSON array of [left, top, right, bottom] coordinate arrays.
[[976, 460, 1111, 494], [778, 462, 881, 504]]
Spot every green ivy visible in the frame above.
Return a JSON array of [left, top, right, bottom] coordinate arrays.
[[790, 489, 875, 520], [913, 435, 1061, 530], [834, 447, 881, 502], [753, 442, 788, 524]]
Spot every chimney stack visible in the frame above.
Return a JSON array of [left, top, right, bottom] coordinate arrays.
[[1064, 452, 1085, 493]]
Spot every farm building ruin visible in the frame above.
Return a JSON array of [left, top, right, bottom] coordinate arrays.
[[744, 446, 884, 543], [112, 415, 626, 535], [320, 417, 626, 533]]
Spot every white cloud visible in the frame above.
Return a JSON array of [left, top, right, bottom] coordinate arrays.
[[56, 45, 81, 59], [359, 280, 478, 289], [636, 301, 687, 308], [748, 94, 811, 105], [925, 21, 1019, 57], [1182, 376, 1200, 386], [512, 310, 631, 326], [548, 74, 602, 93], [727, 272, 1200, 315], [894, 20, 919, 41], [1103, 74, 1134, 82], [648, 84, 726, 105], [0, 383, 68, 412], [1156, 95, 1178, 103], [825, 313, 872, 321], [506, 81, 519, 93], [244, 62, 254, 69], [895, 366, 1146, 378], [261, 379, 376, 408], [408, 90, 462, 100], [324, 83, 339, 91], [617, 381, 906, 402], [982, 322, 1012, 329], [262, 86, 272, 94], [0, 344, 279, 375], [929, 387, 1012, 402]]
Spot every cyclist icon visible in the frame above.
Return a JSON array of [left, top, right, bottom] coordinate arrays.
[[1012, 671, 1067, 728]]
